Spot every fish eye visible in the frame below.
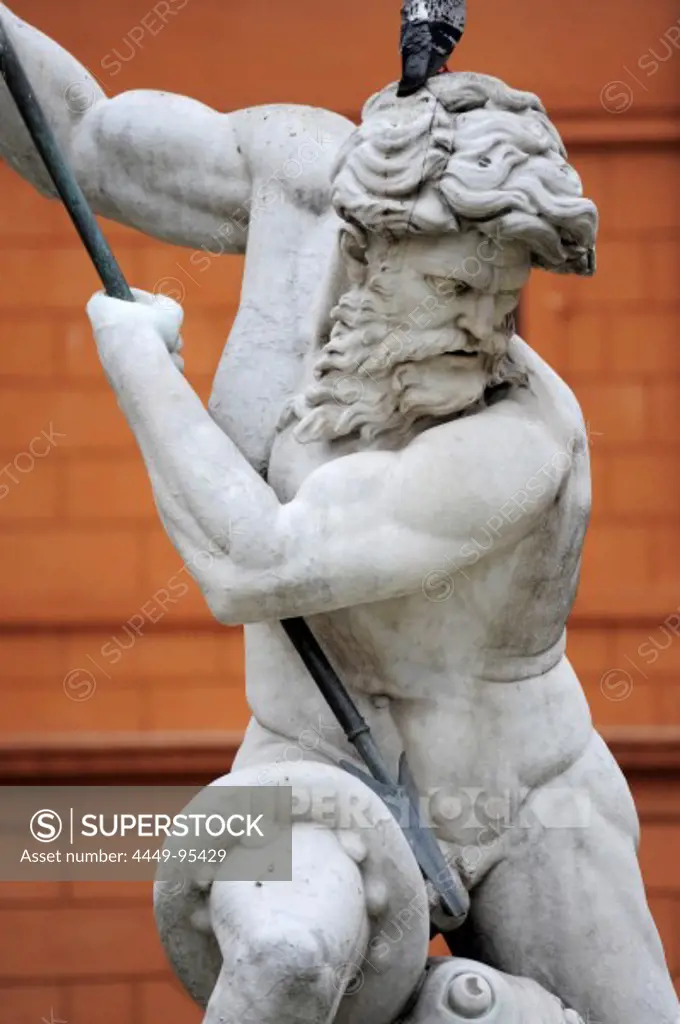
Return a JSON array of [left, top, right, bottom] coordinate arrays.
[[447, 973, 495, 1017]]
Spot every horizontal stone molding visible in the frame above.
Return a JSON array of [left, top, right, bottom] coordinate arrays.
[[2, 727, 680, 783]]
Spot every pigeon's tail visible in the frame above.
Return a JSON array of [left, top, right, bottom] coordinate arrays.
[[398, 19, 463, 97]]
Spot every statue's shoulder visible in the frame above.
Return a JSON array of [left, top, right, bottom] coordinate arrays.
[[510, 335, 586, 440], [413, 342, 587, 489]]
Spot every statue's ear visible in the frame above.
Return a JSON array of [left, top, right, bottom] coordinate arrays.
[[339, 224, 368, 285]]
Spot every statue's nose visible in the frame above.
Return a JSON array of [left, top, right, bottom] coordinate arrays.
[[462, 295, 496, 341]]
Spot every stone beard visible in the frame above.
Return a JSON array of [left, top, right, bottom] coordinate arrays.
[[287, 72, 598, 447], [287, 234, 521, 447]]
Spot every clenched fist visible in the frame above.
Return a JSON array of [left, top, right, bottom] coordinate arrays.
[[86, 288, 184, 373]]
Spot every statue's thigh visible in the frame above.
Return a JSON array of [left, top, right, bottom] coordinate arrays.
[[470, 734, 679, 1024]]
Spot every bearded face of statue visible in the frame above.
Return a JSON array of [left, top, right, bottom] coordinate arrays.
[[286, 72, 597, 448], [289, 228, 532, 447]]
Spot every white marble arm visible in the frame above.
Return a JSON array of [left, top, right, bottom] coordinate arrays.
[[88, 294, 567, 625], [0, 5, 327, 251]]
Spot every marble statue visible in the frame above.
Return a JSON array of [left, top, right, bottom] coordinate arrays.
[[0, 6, 678, 1023]]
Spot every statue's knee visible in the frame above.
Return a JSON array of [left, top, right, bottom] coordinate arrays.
[[244, 926, 342, 1011], [205, 926, 343, 1024], [253, 929, 331, 988]]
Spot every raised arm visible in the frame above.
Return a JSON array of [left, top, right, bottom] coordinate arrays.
[[87, 292, 568, 625], [0, 5, 350, 251]]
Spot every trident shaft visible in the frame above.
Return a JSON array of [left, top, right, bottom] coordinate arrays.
[[0, 13, 469, 938]]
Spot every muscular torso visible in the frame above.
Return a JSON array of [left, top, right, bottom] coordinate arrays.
[[206, 108, 594, 845]]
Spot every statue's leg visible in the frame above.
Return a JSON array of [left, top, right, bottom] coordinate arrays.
[[468, 732, 679, 1024]]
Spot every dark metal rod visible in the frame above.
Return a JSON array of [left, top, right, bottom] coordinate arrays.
[[0, 14, 393, 798], [0, 17, 132, 301], [0, 14, 464, 943], [0, 21, 384, 792], [281, 617, 393, 785], [282, 617, 467, 936], [0, 15, 389, 795]]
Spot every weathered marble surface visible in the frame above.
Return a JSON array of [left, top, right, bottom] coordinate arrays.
[[1, 5, 678, 1022]]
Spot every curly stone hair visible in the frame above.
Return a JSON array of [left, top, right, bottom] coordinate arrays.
[[331, 72, 598, 276]]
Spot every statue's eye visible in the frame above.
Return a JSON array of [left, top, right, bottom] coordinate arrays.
[[426, 276, 473, 298]]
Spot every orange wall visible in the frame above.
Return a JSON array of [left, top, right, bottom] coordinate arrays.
[[0, 0, 679, 1019], [530, 142, 680, 725], [0, 0, 677, 736]]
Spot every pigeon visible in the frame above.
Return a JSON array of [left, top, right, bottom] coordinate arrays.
[[398, 0, 467, 97]]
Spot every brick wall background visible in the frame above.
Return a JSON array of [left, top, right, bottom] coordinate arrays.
[[530, 142, 680, 724], [0, 0, 678, 1019]]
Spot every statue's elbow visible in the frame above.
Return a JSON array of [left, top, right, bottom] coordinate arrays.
[[199, 559, 297, 626], [202, 584, 246, 627], [201, 571, 269, 626]]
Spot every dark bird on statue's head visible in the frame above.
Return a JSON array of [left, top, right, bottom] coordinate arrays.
[[398, 0, 466, 97]]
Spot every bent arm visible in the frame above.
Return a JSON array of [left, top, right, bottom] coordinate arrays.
[[88, 294, 566, 625], [0, 6, 345, 251]]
